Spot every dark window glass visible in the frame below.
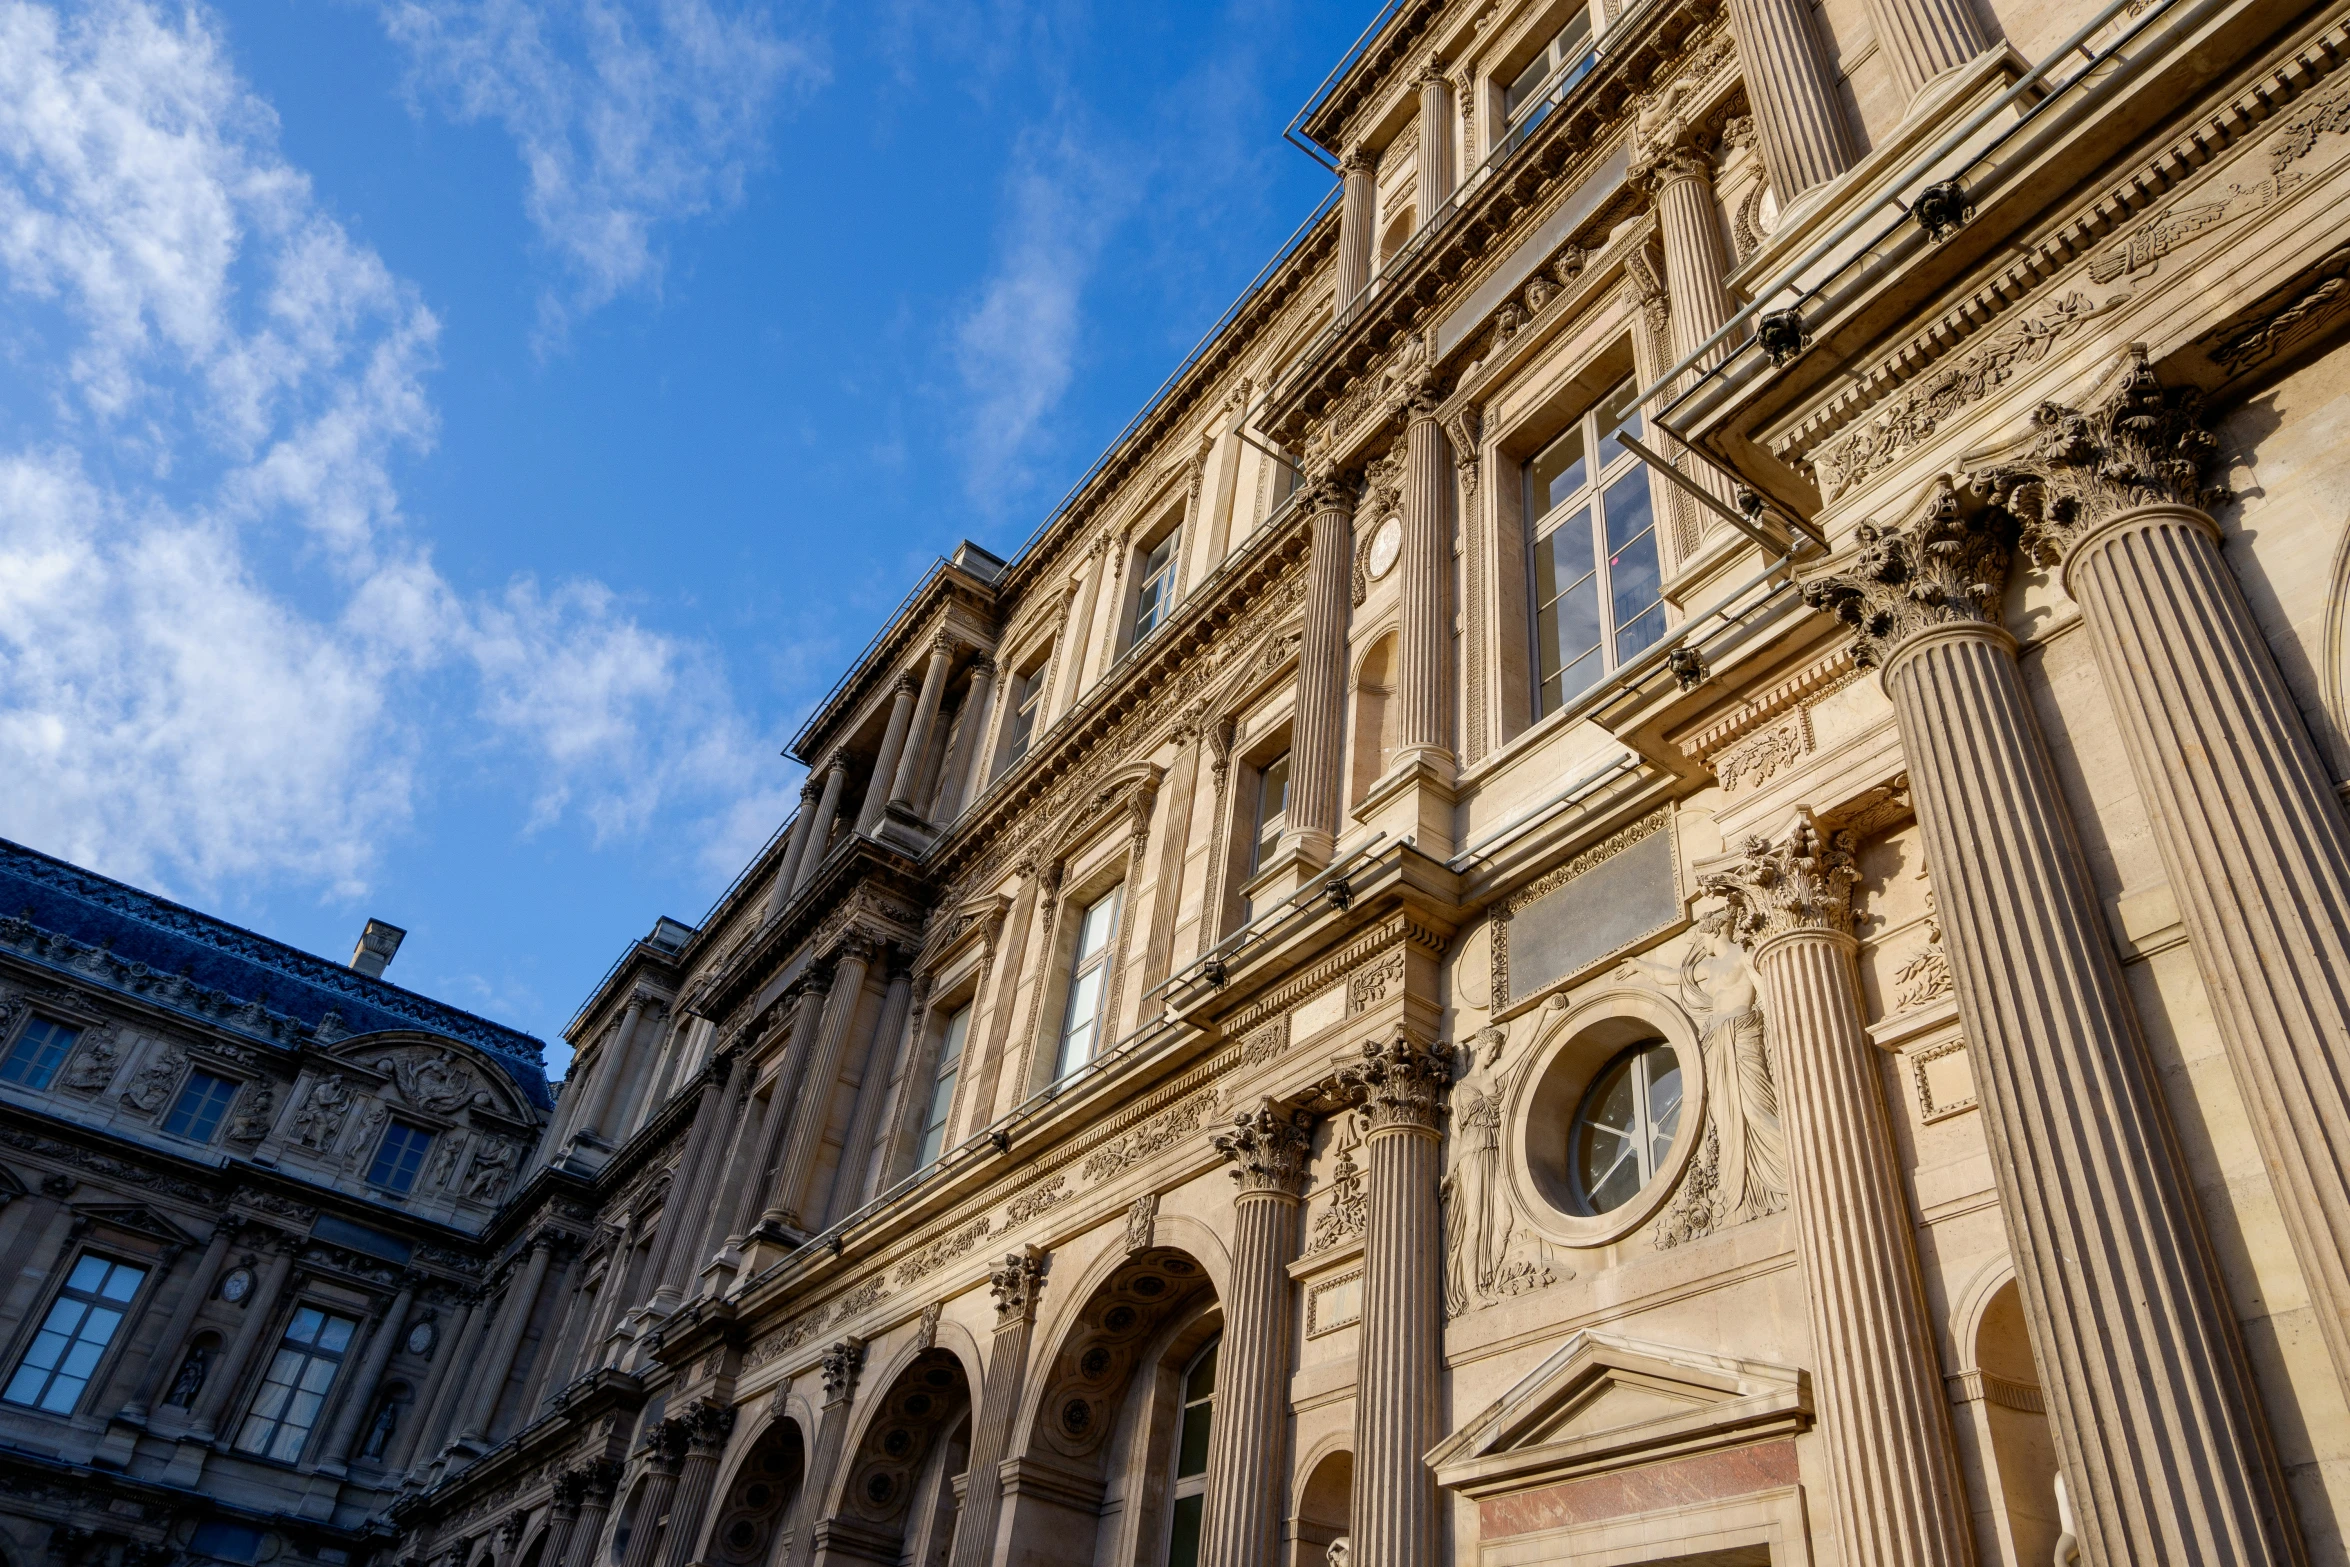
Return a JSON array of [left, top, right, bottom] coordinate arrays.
[[232, 1305, 358, 1463], [1131, 532, 1181, 645], [0, 1017, 81, 1091], [3, 1254, 145, 1413], [162, 1071, 238, 1143], [1569, 1041, 1683, 1214], [1527, 375, 1665, 719], [915, 1005, 972, 1169], [367, 1121, 434, 1193]]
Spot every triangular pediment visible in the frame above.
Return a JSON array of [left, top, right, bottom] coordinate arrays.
[[1429, 1332, 1810, 1498], [73, 1203, 201, 1248]]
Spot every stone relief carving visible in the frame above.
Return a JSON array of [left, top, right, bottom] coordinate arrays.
[[1618, 917, 1792, 1249], [1123, 1192, 1158, 1254], [119, 1047, 184, 1115], [1004, 1175, 1068, 1224], [463, 1139, 519, 1202], [894, 1216, 992, 1286], [1711, 710, 1811, 795], [1080, 1086, 1220, 1183], [60, 1025, 119, 1092], [1442, 1027, 1563, 1312], [224, 1082, 276, 1144], [379, 1049, 482, 1115], [293, 1075, 356, 1152]]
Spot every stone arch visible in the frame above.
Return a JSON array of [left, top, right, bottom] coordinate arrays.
[[1288, 1443, 1353, 1567], [704, 1412, 805, 1567], [821, 1348, 974, 1565], [1022, 1218, 1234, 1423], [1951, 1271, 2063, 1567], [1347, 632, 1398, 808], [512, 1525, 550, 1567], [1002, 1246, 1222, 1567]]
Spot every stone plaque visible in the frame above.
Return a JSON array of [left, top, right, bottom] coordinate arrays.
[[1496, 811, 1679, 1008]]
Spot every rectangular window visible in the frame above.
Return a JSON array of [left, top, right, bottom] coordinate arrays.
[[1054, 887, 1124, 1081], [232, 1305, 358, 1463], [1251, 752, 1291, 875], [161, 1070, 239, 1143], [1004, 656, 1050, 770], [1529, 376, 1663, 718], [1502, 7, 1597, 150], [3, 1254, 146, 1414], [915, 1004, 973, 1170], [0, 1017, 82, 1091], [366, 1121, 434, 1193], [1130, 532, 1180, 647]]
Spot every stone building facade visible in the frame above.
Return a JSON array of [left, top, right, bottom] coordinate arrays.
[[18, 0, 2350, 1562]]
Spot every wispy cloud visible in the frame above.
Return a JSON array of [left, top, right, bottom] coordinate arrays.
[[0, 0, 790, 904], [378, 0, 824, 335], [952, 120, 1130, 506]]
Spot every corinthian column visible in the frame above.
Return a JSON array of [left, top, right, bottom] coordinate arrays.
[[1974, 351, 2350, 1398], [542, 1469, 589, 1567], [765, 779, 822, 921], [859, 674, 922, 833], [320, 1278, 417, 1472], [1416, 61, 1455, 220], [1337, 149, 1375, 308], [644, 1054, 734, 1312], [1289, 476, 1356, 864], [1862, 0, 1988, 108], [1703, 820, 1975, 1567], [617, 1422, 690, 1567], [794, 755, 850, 893], [783, 1341, 865, 1567], [890, 635, 957, 813], [768, 940, 877, 1231], [948, 1250, 1045, 1567], [565, 1458, 623, 1567], [657, 1399, 738, 1567], [1339, 1033, 1451, 1567], [1723, 0, 1855, 202], [1397, 380, 1454, 777], [459, 1237, 554, 1444], [1204, 1102, 1313, 1567], [1804, 486, 2303, 1566]]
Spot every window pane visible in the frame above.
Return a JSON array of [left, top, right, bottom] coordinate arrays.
[[164, 1072, 237, 1142], [1597, 377, 1644, 468], [1530, 428, 1586, 520], [1077, 890, 1120, 960], [1176, 1402, 1213, 1477], [1503, 49, 1548, 118], [1165, 1494, 1204, 1567], [99, 1263, 143, 1302], [1060, 970, 1104, 1054], [1, 1018, 80, 1090], [4, 1257, 144, 1414], [1184, 1342, 1218, 1401], [67, 1256, 110, 1294], [1539, 508, 1595, 588]]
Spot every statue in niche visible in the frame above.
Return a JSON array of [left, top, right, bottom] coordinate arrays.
[[1442, 1026, 1562, 1314], [360, 1397, 400, 1460], [430, 1134, 467, 1191], [292, 1075, 355, 1150], [1623, 909, 1790, 1245], [225, 1082, 276, 1143], [165, 1345, 210, 1408]]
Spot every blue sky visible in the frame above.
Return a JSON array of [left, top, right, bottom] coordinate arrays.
[[0, 0, 1357, 1071]]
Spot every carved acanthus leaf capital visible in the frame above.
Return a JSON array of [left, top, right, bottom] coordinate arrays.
[[580, 1454, 622, 1502], [1337, 1031, 1453, 1134], [1967, 347, 2231, 564], [1800, 479, 2017, 668], [680, 1396, 737, 1454], [1305, 469, 1358, 516], [1211, 1099, 1315, 1197], [989, 1246, 1046, 1321], [818, 1337, 865, 1403], [1701, 815, 1861, 946]]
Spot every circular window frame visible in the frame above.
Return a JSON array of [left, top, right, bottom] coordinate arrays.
[[1505, 986, 1707, 1249]]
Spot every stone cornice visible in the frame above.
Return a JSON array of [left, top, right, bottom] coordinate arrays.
[[1297, 0, 1453, 154], [1671, 645, 1861, 760]]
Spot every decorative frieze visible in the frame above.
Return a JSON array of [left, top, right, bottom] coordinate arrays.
[[1079, 1086, 1221, 1183]]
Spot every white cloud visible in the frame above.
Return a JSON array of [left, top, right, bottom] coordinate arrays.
[[952, 123, 1129, 504], [0, 0, 791, 905], [377, 0, 823, 331]]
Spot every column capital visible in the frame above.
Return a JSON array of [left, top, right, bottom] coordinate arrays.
[[1969, 346, 2229, 568], [551, 1467, 591, 1517], [1338, 1031, 1453, 1134], [927, 631, 957, 660], [1211, 1100, 1315, 1198], [1338, 144, 1372, 176], [1305, 470, 1358, 515], [989, 1246, 1046, 1322], [1802, 478, 2016, 668], [580, 1454, 623, 1502], [1415, 51, 1449, 89], [1701, 813, 1861, 947], [966, 650, 996, 676], [681, 1396, 737, 1454], [893, 669, 921, 697], [818, 1337, 865, 1405], [823, 749, 852, 779], [641, 1414, 693, 1473]]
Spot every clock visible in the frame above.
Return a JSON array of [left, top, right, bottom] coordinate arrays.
[[1367, 515, 1403, 580], [219, 1268, 253, 1304]]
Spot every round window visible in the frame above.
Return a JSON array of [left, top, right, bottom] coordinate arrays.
[[1568, 1040, 1682, 1214]]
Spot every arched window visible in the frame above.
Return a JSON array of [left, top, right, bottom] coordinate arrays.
[[1164, 1337, 1219, 1567], [1568, 1040, 1681, 1213]]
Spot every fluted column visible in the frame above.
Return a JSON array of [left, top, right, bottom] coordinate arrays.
[[1724, 0, 1856, 202], [1704, 819, 1974, 1567], [831, 963, 915, 1223], [1805, 486, 2303, 1566], [576, 997, 648, 1143], [890, 636, 958, 813], [1339, 1034, 1450, 1567], [1638, 134, 1736, 382], [784, 1341, 866, 1567], [1974, 358, 2350, 1398], [188, 1241, 294, 1442], [1416, 63, 1454, 221], [542, 1470, 589, 1567], [396, 1297, 476, 1469], [566, 1458, 623, 1567], [766, 782, 823, 920], [768, 941, 877, 1231], [1204, 1102, 1313, 1567], [321, 1279, 417, 1472], [1862, 0, 1988, 108], [657, 1399, 738, 1567], [858, 674, 922, 833], [644, 1055, 735, 1312], [458, 1238, 554, 1445], [1289, 477, 1356, 864], [618, 1422, 690, 1567], [1396, 384, 1454, 775], [934, 656, 996, 822], [947, 1250, 1044, 1567], [1337, 149, 1375, 308], [118, 1223, 231, 1424], [725, 985, 826, 1246], [794, 755, 851, 893]]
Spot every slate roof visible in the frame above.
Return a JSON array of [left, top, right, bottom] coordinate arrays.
[[0, 837, 552, 1110]]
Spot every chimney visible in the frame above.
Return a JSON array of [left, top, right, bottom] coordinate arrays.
[[350, 919, 407, 978]]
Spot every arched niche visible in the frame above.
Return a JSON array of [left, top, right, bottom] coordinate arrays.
[[1347, 633, 1398, 809], [825, 1349, 973, 1567], [1950, 1271, 2063, 1567], [706, 1414, 805, 1567], [1289, 1445, 1352, 1567]]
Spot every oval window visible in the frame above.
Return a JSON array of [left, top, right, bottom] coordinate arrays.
[[1568, 1040, 1682, 1214]]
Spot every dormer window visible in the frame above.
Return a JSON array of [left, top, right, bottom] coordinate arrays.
[[1502, 7, 1597, 151], [367, 1120, 435, 1194], [1129, 530, 1181, 648]]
